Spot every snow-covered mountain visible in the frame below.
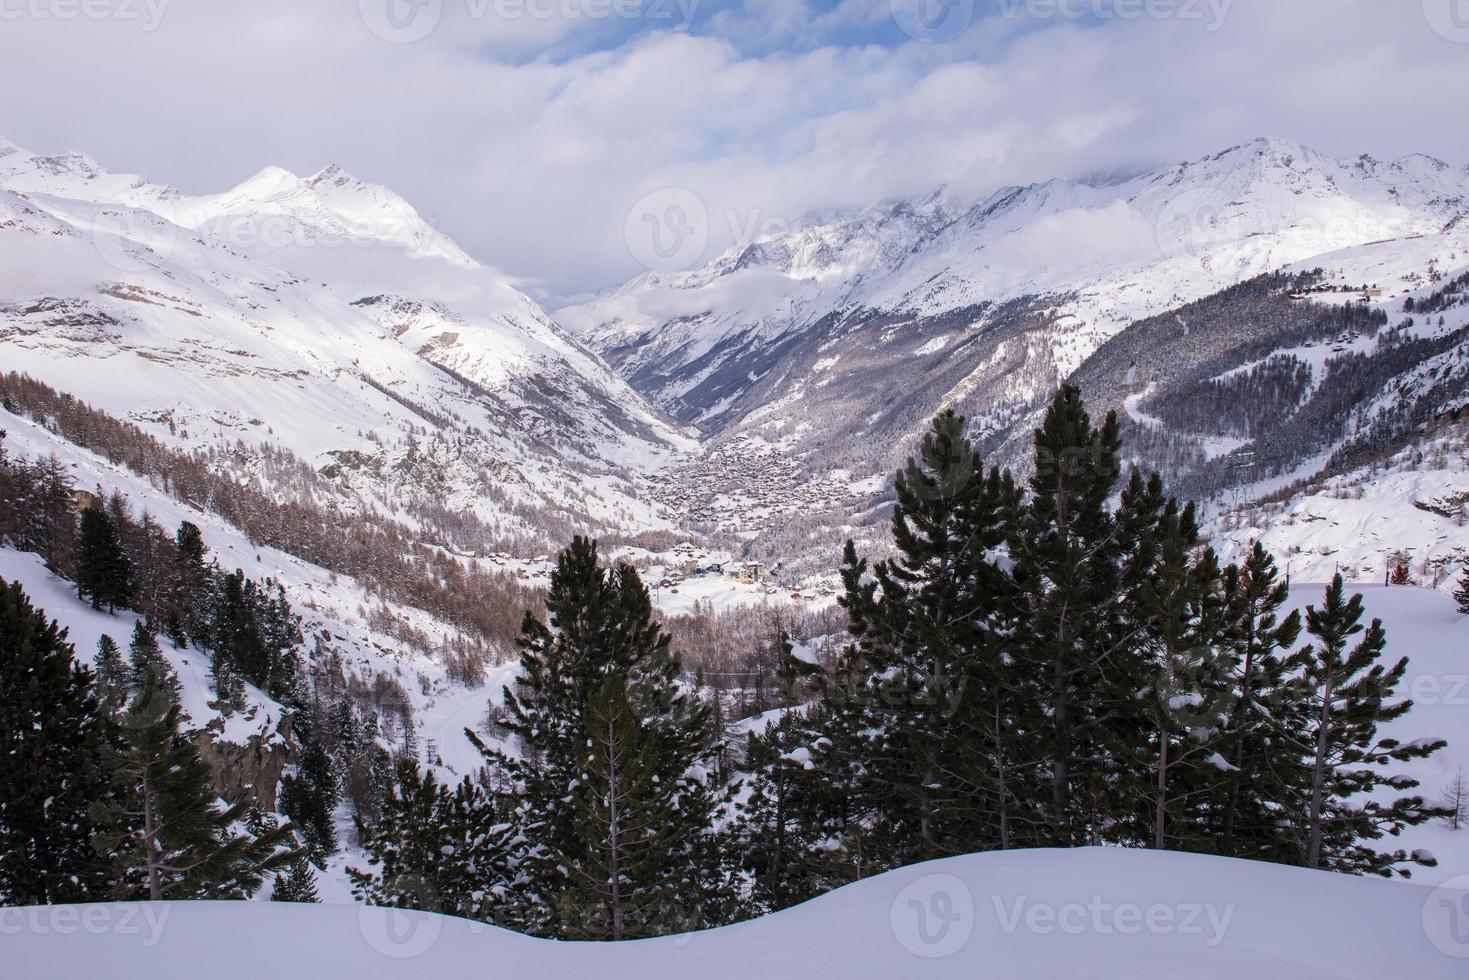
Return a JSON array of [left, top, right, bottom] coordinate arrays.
[[560, 138, 1469, 578], [0, 137, 697, 545], [564, 137, 1468, 449]]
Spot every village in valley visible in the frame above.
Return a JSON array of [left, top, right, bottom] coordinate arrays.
[[644, 433, 880, 539], [471, 539, 842, 618]]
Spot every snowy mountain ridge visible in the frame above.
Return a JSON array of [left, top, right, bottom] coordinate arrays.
[[565, 136, 1469, 434], [0, 135, 698, 547], [554, 138, 1469, 584]]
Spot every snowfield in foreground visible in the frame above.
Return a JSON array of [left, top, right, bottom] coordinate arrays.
[[9, 848, 1468, 978]]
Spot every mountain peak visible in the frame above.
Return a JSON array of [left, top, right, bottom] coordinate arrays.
[[227, 165, 306, 201], [307, 163, 361, 189]]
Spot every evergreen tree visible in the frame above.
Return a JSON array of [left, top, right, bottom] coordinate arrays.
[[164, 609, 188, 650], [278, 720, 341, 866], [172, 521, 211, 645], [26, 455, 78, 576], [128, 621, 180, 705], [271, 853, 320, 903], [91, 666, 296, 900], [471, 537, 731, 939], [1283, 576, 1446, 876], [348, 758, 512, 924], [0, 578, 116, 904], [207, 571, 301, 699], [828, 410, 1020, 865], [211, 656, 247, 715], [76, 505, 131, 612], [1210, 543, 1302, 861], [558, 673, 727, 939], [93, 634, 129, 716], [735, 706, 847, 914], [1126, 511, 1232, 851], [1006, 385, 1132, 846], [1455, 568, 1469, 615]]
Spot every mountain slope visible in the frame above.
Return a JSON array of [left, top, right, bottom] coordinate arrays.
[[562, 138, 1469, 568], [566, 137, 1467, 448], [0, 138, 697, 546]]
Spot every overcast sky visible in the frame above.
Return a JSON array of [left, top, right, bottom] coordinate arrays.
[[2, 0, 1467, 305]]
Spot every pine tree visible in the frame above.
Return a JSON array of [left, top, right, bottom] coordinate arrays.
[[211, 656, 247, 716], [1006, 385, 1132, 846], [206, 571, 300, 699], [1455, 568, 1469, 615], [128, 621, 180, 705], [1210, 543, 1302, 861], [348, 758, 512, 924], [735, 705, 847, 914], [271, 853, 321, 903], [1283, 576, 1446, 876], [91, 666, 296, 900], [27, 455, 77, 576], [278, 720, 341, 865], [471, 537, 731, 939], [0, 578, 116, 904], [828, 410, 1020, 865], [76, 505, 131, 612], [93, 634, 129, 716], [1127, 506, 1234, 851], [172, 520, 211, 645]]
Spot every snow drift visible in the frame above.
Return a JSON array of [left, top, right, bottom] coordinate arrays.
[[8, 848, 1467, 978]]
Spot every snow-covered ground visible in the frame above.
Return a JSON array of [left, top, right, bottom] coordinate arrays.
[[1213, 427, 1469, 598], [1288, 583, 1469, 887], [9, 847, 1468, 978]]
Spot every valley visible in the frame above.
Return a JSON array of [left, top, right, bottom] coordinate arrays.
[[2, 129, 1468, 969]]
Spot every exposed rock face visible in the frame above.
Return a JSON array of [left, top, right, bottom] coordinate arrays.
[[192, 714, 296, 811]]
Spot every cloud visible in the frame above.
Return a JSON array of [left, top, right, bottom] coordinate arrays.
[[0, 0, 1465, 306], [988, 200, 1162, 272]]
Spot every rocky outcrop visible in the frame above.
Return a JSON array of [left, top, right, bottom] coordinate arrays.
[[192, 711, 296, 811]]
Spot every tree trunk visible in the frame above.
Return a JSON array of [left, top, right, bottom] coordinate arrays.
[[994, 698, 1010, 850], [143, 769, 162, 902], [1154, 735, 1169, 850], [1306, 678, 1334, 869], [603, 712, 626, 941]]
